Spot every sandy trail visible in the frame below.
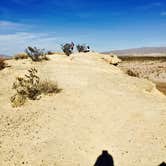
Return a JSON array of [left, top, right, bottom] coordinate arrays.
[[0, 53, 165, 166]]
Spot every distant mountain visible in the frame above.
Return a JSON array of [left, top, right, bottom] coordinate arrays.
[[103, 47, 166, 55], [0, 54, 11, 59]]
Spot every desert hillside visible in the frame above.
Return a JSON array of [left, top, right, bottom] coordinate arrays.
[[0, 52, 165, 166]]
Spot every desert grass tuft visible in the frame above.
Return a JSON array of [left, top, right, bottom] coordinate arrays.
[[126, 69, 139, 77], [10, 94, 27, 107], [14, 53, 28, 60], [38, 80, 62, 95]]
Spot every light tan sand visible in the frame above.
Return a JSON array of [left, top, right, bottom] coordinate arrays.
[[0, 52, 165, 166]]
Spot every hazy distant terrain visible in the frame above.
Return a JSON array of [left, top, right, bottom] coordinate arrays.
[[0, 54, 8, 58], [104, 47, 166, 56]]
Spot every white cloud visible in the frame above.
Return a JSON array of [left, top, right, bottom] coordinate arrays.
[[161, 12, 166, 16], [152, 2, 162, 6], [0, 21, 20, 26], [0, 32, 62, 55], [0, 20, 28, 31], [138, 2, 162, 10]]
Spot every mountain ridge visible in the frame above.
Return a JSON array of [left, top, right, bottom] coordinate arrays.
[[103, 46, 166, 55]]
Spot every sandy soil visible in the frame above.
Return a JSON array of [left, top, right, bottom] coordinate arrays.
[[0, 52, 166, 166]]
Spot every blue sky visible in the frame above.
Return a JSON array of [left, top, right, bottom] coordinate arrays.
[[0, 0, 166, 55]]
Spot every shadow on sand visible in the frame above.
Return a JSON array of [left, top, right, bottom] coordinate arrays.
[[94, 150, 166, 166], [159, 162, 166, 166], [94, 150, 114, 166]]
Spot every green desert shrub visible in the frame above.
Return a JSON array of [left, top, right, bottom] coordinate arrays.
[[25, 46, 49, 61], [10, 68, 61, 107], [61, 43, 74, 56], [0, 57, 6, 70], [14, 53, 28, 60], [76, 44, 90, 53]]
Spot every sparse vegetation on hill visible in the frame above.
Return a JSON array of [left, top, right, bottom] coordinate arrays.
[[76, 44, 90, 53], [0, 57, 6, 70], [10, 68, 61, 107], [25, 46, 49, 61], [61, 43, 74, 56]]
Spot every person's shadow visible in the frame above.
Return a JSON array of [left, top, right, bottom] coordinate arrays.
[[94, 150, 114, 166], [159, 162, 166, 166], [94, 150, 165, 166]]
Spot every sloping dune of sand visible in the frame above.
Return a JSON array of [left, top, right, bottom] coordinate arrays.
[[0, 52, 165, 166]]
